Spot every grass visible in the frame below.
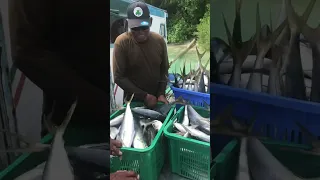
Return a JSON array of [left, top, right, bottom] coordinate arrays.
[[167, 42, 210, 74]]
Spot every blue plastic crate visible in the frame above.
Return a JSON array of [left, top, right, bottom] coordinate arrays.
[[210, 83, 320, 154], [171, 86, 210, 109]]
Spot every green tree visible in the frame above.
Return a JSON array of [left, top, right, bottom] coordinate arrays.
[[145, 0, 208, 44], [195, 4, 210, 51]]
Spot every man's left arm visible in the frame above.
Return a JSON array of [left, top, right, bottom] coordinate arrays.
[[157, 38, 169, 98]]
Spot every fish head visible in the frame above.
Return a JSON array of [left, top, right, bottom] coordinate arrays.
[[152, 120, 163, 131]]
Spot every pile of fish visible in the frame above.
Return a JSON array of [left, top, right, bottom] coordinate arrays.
[[236, 137, 320, 180], [0, 99, 111, 180], [172, 105, 210, 143], [169, 47, 210, 94], [211, 0, 320, 102], [110, 94, 172, 149]]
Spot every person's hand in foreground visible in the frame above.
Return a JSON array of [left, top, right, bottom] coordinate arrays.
[[110, 171, 139, 180], [144, 94, 157, 109], [157, 95, 168, 104], [110, 138, 122, 156]]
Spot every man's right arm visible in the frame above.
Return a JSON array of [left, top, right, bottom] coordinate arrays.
[[14, 0, 108, 117], [112, 41, 147, 100]]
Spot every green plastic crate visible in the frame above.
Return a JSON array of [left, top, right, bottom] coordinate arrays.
[[211, 139, 320, 180], [110, 102, 175, 180], [0, 125, 107, 180], [163, 105, 210, 180]]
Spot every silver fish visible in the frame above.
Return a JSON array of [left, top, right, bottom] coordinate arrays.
[[187, 105, 210, 134], [14, 144, 110, 180], [131, 108, 166, 121], [246, 137, 320, 180], [281, 0, 315, 100], [42, 99, 78, 180], [110, 127, 119, 139], [139, 119, 158, 134], [182, 105, 190, 126], [119, 94, 136, 148], [133, 121, 148, 149], [181, 124, 210, 143], [151, 120, 163, 132], [246, 3, 286, 92], [289, 0, 320, 102], [222, 0, 255, 88], [110, 114, 124, 127], [144, 126, 157, 147], [173, 122, 187, 134], [235, 138, 250, 180], [183, 132, 190, 138]]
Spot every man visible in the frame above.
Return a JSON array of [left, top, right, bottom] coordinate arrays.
[[13, 0, 138, 179], [113, 1, 170, 109]]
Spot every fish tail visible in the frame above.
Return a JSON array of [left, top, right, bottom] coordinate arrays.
[[126, 93, 135, 106], [58, 98, 78, 134]]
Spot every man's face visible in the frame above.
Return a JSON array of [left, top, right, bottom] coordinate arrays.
[[131, 26, 150, 42], [130, 17, 152, 43]]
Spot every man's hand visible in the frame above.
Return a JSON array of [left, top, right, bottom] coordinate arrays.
[[110, 139, 122, 156], [144, 94, 157, 109], [110, 171, 139, 180], [158, 95, 168, 104]]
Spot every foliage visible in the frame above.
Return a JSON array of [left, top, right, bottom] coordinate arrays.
[[195, 4, 210, 51], [145, 0, 208, 44], [167, 17, 193, 43]]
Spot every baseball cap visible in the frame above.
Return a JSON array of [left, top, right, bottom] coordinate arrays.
[[127, 1, 151, 29]]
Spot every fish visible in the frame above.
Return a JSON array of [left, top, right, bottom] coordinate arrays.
[[171, 105, 210, 143], [247, 137, 320, 180], [195, 46, 207, 93], [211, 37, 232, 84], [42, 99, 78, 180], [180, 124, 210, 143], [235, 138, 250, 180], [170, 57, 210, 94], [131, 108, 166, 121], [182, 105, 190, 126], [133, 121, 148, 149], [151, 120, 163, 132], [118, 94, 136, 148], [211, 37, 232, 65], [187, 105, 210, 134], [267, 45, 284, 96], [144, 125, 157, 147], [110, 127, 119, 139], [247, 137, 297, 180], [14, 143, 110, 180], [281, 0, 315, 100], [288, 0, 320, 102], [173, 122, 187, 134], [110, 114, 124, 127], [246, 3, 287, 92], [221, 0, 256, 88]]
